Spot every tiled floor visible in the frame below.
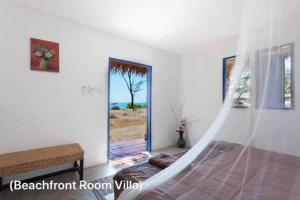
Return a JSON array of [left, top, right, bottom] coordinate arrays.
[[109, 139, 146, 160], [0, 146, 188, 200]]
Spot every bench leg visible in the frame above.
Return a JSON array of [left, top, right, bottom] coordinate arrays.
[[73, 161, 78, 168], [79, 159, 84, 180], [0, 177, 3, 191]]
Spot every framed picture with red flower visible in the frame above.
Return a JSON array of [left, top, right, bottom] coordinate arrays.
[[30, 38, 59, 73]]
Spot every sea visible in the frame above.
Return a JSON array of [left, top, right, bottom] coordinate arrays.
[[109, 102, 146, 110]]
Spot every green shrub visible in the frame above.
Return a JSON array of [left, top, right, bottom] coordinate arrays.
[[127, 103, 145, 109], [111, 106, 120, 110]]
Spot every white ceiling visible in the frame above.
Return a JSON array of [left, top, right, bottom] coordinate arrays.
[[5, 0, 244, 55]]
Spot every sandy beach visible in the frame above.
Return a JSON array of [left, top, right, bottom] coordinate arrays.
[[109, 108, 147, 143]]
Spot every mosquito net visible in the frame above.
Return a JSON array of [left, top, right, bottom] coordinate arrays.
[[120, 0, 299, 199]]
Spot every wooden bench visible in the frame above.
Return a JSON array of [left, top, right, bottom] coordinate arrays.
[[0, 143, 84, 191]]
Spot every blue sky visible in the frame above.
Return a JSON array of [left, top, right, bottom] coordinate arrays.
[[110, 73, 147, 103]]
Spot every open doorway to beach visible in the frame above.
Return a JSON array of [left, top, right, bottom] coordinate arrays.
[[108, 58, 151, 165]]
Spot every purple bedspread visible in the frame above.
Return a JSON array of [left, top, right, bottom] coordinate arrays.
[[136, 142, 300, 200]]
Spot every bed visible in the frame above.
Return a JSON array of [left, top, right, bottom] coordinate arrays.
[[135, 141, 300, 200]]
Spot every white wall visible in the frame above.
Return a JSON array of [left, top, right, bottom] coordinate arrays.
[[179, 21, 300, 157], [0, 1, 179, 167], [179, 37, 240, 146]]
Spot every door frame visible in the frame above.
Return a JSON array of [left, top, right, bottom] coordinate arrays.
[[107, 57, 152, 160]]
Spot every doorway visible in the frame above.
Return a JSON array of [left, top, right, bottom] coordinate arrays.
[[108, 58, 152, 161]]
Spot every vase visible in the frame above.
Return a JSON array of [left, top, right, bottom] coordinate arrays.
[[39, 58, 49, 70], [177, 130, 185, 148]]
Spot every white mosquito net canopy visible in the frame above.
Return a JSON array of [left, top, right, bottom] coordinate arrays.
[[120, 0, 300, 199]]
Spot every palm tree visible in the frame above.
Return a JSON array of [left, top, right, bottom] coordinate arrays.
[[110, 60, 147, 110]]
